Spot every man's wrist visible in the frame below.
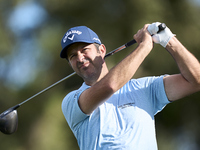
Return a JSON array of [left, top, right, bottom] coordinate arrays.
[[137, 41, 153, 53], [165, 36, 177, 49]]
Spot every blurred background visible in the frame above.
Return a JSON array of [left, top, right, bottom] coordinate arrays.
[[0, 0, 200, 149]]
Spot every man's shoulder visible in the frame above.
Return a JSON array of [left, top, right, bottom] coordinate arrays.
[[63, 82, 90, 102]]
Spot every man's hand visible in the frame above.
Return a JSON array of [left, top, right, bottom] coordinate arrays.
[[134, 24, 153, 50], [147, 22, 175, 48]]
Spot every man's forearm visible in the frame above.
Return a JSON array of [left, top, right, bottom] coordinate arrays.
[[166, 36, 200, 85], [105, 43, 152, 92]]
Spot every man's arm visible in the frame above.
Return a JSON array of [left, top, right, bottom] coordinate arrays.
[[163, 36, 200, 101], [79, 25, 153, 114]]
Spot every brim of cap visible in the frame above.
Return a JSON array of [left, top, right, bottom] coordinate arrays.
[[60, 46, 70, 58], [60, 40, 100, 58]]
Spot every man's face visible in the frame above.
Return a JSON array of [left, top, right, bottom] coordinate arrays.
[[67, 42, 105, 82]]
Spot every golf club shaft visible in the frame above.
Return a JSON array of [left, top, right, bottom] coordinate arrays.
[[19, 72, 76, 106], [18, 40, 136, 106], [104, 39, 136, 59], [0, 38, 137, 119], [16, 23, 167, 108]]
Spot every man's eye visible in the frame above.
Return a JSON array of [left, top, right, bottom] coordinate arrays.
[[82, 48, 87, 52]]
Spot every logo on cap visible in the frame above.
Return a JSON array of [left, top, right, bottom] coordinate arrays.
[[63, 30, 82, 43], [68, 34, 74, 41]]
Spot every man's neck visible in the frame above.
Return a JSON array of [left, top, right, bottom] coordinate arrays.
[[85, 65, 109, 86]]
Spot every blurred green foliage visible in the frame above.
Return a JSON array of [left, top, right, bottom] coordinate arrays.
[[0, 0, 200, 149]]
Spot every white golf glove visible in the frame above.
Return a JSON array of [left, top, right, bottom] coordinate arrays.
[[147, 22, 175, 48]]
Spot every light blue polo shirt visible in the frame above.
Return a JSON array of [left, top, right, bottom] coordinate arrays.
[[62, 76, 170, 150]]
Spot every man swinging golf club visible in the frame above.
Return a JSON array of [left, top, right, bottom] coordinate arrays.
[[60, 22, 200, 149]]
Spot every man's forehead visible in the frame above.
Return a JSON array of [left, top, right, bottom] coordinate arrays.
[[66, 42, 92, 56], [67, 42, 92, 54]]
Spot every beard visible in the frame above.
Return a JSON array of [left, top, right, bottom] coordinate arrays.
[[75, 56, 104, 84]]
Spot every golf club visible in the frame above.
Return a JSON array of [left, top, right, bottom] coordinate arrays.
[[0, 23, 166, 134]]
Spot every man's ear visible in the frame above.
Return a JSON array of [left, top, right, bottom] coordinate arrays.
[[99, 44, 106, 58]]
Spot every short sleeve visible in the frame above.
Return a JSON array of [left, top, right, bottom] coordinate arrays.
[[62, 89, 89, 130], [130, 75, 170, 115], [150, 75, 171, 114]]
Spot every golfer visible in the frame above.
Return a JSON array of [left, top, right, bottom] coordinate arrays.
[[60, 22, 200, 149]]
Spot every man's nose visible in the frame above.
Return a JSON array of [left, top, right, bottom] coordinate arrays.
[[77, 51, 84, 62]]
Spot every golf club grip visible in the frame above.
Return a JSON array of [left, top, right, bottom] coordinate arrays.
[[125, 23, 166, 48], [158, 23, 166, 33], [125, 39, 136, 47]]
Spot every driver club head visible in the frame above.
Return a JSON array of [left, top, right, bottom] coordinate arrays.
[[0, 105, 20, 134]]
